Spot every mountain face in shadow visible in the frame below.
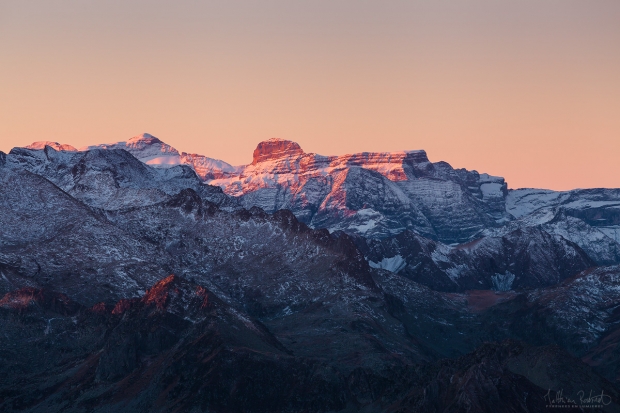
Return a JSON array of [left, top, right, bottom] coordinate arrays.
[[1, 137, 620, 412]]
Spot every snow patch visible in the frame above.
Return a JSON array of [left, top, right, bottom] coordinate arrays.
[[480, 182, 503, 200], [347, 208, 382, 234], [599, 226, 620, 243], [506, 189, 564, 218], [491, 272, 515, 291], [144, 155, 183, 167], [368, 255, 406, 273], [445, 264, 469, 282]]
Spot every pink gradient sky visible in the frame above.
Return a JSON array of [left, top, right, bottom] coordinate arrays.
[[1, 1, 619, 190]]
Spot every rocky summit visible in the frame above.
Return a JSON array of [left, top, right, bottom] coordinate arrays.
[[1, 134, 620, 412]]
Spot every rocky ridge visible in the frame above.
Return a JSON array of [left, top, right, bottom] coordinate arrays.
[[40, 133, 620, 255]]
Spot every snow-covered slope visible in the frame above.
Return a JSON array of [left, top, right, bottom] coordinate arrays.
[[85, 133, 241, 179], [354, 226, 594, 292], [0, 166, 166, 303], [26, 141, 78, 151], [488, 189, 620, 264], [6, 142, 238, 210]]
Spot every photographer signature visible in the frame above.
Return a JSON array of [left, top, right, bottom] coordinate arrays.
[[544, 389, 612, 407]]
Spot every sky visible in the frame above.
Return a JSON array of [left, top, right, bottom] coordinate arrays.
[[1, 0, 619, 190]]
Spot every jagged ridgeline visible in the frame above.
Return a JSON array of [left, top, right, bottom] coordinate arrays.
[[1, 135, 619, 412]]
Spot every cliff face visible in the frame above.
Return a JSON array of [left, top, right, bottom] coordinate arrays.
[[251, 138, 305, 164], [202, 138, 507, 243]]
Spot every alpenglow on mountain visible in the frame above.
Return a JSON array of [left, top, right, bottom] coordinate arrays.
[[5, 133, 620, 288], [86, 133, 620, 251], [1, 133, 620, 412], [78, 134, 617, 240]]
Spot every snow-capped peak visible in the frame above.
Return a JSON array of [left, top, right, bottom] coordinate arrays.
[[78, 133, 238, 179], [26, 141, 77, 151], [81, 133, 182, 167], [83, 133, 178, 155], [125, 133, 168, 148]]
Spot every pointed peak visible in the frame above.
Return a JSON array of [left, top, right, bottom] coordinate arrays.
[[123, 133, 178, 155], [80, 133, 179, 159], [127, 133, 162, 145], [252, 138, 304, 165], [25, 141, 77, 152]]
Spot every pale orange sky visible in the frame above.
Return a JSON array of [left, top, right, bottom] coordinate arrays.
[[1, 1, 619, 190]]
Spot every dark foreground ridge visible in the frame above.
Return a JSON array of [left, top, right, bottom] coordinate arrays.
[[1, 277, 619, 413]]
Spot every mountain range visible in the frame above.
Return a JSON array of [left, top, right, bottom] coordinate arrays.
[[1, 133, 620, 412]]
